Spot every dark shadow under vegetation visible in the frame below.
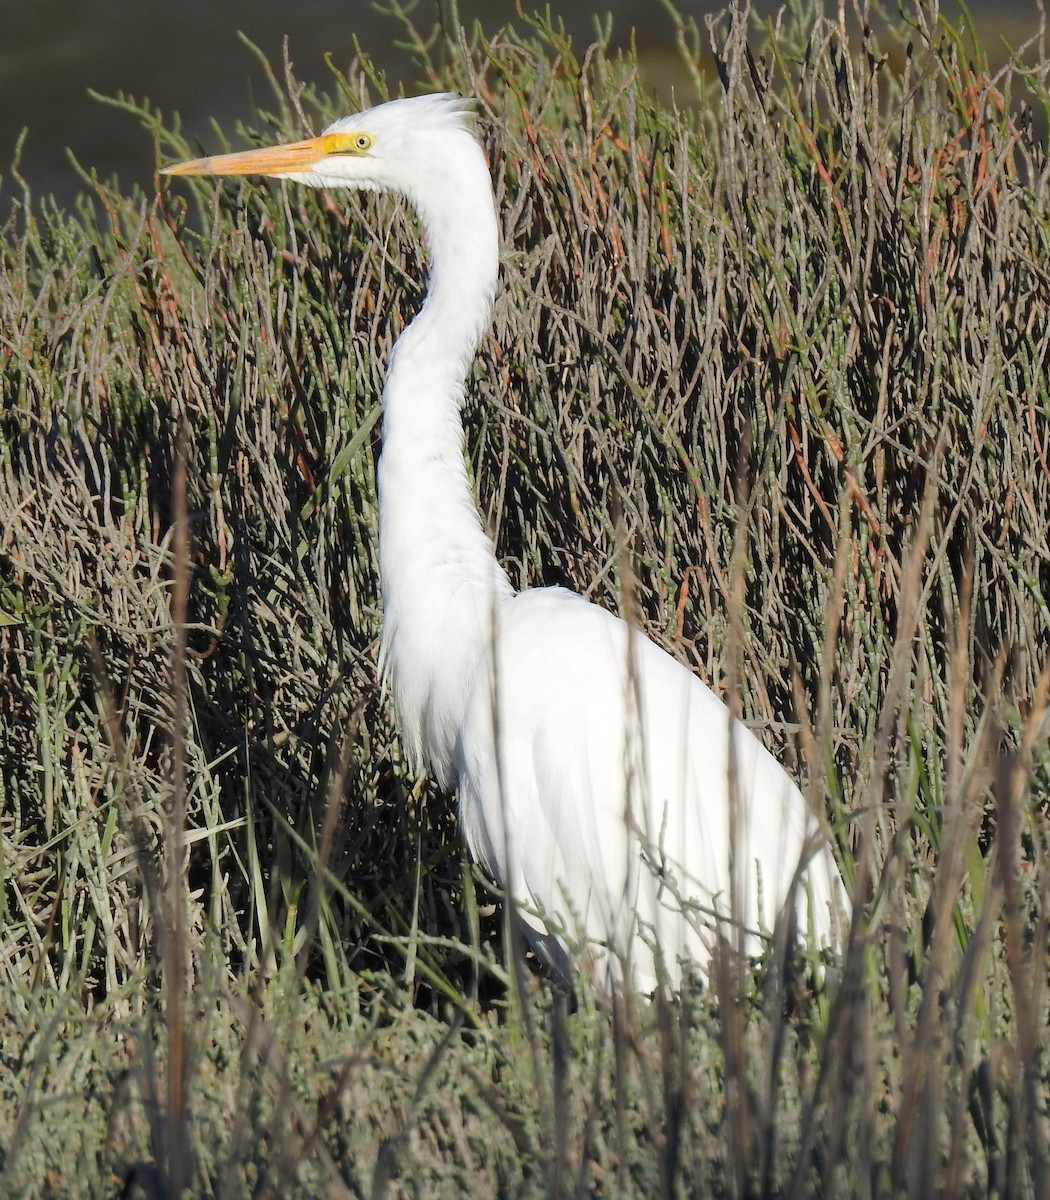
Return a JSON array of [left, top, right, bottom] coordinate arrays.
[[1, 1, 1049, 1195]]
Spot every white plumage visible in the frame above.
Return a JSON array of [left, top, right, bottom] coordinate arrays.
[[164, 93, 850, 994]]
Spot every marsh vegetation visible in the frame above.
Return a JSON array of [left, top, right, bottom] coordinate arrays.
[[2, 2, 1049, 1194]]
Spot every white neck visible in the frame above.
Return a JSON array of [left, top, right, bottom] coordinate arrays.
[[375, 141, 513, 786]]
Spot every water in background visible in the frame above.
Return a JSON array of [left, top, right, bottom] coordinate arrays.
[[0, 0, 1039, 208]]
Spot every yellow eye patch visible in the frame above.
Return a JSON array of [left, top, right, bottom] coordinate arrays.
[[321, 132, 375, 156]]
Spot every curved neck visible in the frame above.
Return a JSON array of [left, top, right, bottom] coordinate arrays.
[[376, 141, 512, 786]]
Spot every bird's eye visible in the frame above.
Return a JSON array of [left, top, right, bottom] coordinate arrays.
[[321, 131, 375, 157]]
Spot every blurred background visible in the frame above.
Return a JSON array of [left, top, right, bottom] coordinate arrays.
[[0, 0, 1040, 208]]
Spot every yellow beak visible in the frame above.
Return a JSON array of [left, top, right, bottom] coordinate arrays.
[[161, 135, 332, 178]]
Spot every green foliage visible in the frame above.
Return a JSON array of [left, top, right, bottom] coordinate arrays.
[[2, 2, 1050, 1195]]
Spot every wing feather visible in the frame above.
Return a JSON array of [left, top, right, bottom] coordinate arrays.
[[455, 586, 846, 992]]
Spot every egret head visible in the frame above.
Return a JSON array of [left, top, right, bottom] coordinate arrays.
[[161, 93, 480, 202]]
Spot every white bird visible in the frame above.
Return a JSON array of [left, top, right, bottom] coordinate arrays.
[[163, 93, 850, 994]]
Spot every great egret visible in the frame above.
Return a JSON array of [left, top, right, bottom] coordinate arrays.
[[163, 93, 850, 994]]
